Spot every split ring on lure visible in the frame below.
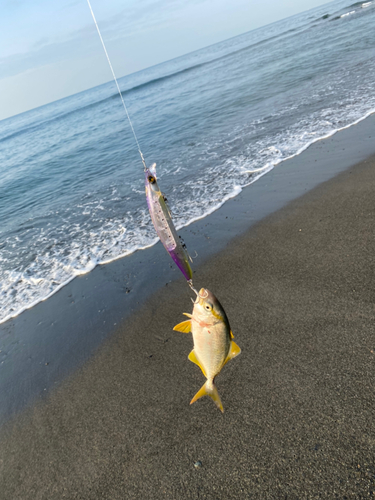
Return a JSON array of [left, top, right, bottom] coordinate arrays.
[[145, 164, 193, 281]]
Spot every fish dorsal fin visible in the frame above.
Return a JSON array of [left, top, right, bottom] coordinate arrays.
[[230, 330, 234, 339], [223, 341, 241, 367], [173, 320, 191, 333], [188, 350, 206, 377], [183, 313, 193, 318]]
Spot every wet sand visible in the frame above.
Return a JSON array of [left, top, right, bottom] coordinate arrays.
[[1, 150, 374, 497]]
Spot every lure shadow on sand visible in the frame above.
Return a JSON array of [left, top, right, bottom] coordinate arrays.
[[174, 288, 241, 413]]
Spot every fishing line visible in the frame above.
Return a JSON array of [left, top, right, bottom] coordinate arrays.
[[87, 0, 197, 291], [86, 0, 147, 171]]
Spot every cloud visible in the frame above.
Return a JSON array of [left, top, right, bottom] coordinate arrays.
[[2, 0, 26, 9], [0, 0, 207, 82], [32, 37, 51, 50]]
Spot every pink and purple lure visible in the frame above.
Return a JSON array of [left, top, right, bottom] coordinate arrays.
[[145, 164, 193, 281]]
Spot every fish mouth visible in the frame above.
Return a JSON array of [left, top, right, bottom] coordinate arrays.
[[193, 288, 207, 305]]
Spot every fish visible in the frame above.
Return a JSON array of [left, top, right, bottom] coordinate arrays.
[[173, 288, 241, 412], [145, 164, 193, 281]]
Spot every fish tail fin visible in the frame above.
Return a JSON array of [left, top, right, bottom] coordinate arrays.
[[190, 380, 224, 413]]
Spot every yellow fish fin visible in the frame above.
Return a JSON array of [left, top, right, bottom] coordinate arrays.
[[223, 340, 241, 367], [188, 350, 206, 377], [190, 381, 224, 413], [230, 330, 234, 339], [173, 320, 191, 333], [183, 313, 192, 318]]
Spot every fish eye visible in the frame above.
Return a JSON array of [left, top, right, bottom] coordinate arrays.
[[148, 175, 156, 184], [205, 304, 212, 311]]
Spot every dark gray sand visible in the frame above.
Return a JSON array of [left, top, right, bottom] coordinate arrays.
[[1, 156, 375, 498]]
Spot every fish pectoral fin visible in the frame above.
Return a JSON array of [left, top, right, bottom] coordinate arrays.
[[190, 381, 224, 413], [173, 320, 191, 333], [223, 340, 241, 367], [183, 313, 193, 318], [230, 330, 234, 339], [188, 350, 206, 377]]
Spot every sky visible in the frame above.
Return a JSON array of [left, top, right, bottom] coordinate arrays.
[[0, 0, 332, 121]]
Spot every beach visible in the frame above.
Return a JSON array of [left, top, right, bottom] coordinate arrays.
[[1, 118, 374, 498], [1, 1, 375, 497]]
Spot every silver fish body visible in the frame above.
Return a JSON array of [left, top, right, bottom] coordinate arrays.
[[174, 288, 241, 412]]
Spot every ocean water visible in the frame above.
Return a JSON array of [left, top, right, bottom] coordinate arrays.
[[1, 0, 375, 324]]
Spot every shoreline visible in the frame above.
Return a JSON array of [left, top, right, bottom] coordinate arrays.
[[1, 135, 374, 497], [1, 112, 375, 424], [2, 107, 375, 327]]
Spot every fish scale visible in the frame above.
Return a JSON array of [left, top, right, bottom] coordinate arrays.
[[193, 322, 229, 382]]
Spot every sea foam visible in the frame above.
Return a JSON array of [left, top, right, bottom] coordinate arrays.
[[1, 0, 375, 324]]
